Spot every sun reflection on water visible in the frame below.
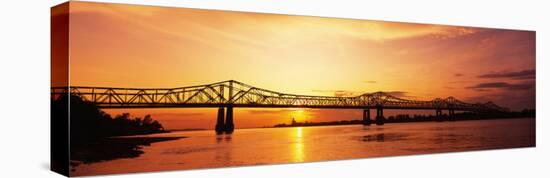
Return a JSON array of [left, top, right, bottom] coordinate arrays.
[[292, 127, 305, 162]]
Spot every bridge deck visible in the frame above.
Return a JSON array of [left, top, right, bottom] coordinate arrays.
[[51, 80, 508, 112]]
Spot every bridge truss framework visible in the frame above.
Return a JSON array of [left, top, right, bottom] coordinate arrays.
[[51, 80, 508, 134]]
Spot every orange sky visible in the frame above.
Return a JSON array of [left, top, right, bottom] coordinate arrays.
[[65, 2, 535, 129]]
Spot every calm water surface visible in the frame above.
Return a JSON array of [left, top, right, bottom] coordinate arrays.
[[73, 118, 535, 176]]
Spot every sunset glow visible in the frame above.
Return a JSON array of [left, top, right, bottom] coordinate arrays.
[[64, 2, 535, 130]]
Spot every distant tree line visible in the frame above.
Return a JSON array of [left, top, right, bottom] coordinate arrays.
[[384, 109, 535, 123], [51, 95, 167, 145], [274, 120, 363, 127], [274, 109, 535, 127]]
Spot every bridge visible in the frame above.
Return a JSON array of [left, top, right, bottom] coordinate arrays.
[[51, 80, 508, 134]]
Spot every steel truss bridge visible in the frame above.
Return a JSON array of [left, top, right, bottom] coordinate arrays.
[[51, 80, 508, 134]]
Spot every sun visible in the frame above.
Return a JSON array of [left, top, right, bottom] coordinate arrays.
[[289, 108, 307, 122]]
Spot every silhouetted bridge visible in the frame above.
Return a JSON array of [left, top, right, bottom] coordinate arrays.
[[51, 80, 508, 134]]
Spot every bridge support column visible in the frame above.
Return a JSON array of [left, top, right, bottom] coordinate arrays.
[[225, 106, 234, 134], [375, 106, 385, 125], [215, 107, 225, 135], [435, 109, 443, 122], [362, 109, 371, 125], [448, 109, 455, 121]]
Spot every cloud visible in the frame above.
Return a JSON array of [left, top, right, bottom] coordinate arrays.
[[312, 81, 377, 96], [311, 89, 411, 98], [471, 88, 492, 92], [248, 109, 312, 115], [383, 91, 410, 98], [454, 73, 464, 77], [346, 23, 479, 41], [448, 81, 471, 84], [334, 90, 357, 97], [431, 27, 478, 40], [248, 109, 291, 115], [477, 69, 535, 80], [312, 89, 361, 97], [311, 90, 332, 93], [464, 88, 535, 111], [466, 82, 533, 91]]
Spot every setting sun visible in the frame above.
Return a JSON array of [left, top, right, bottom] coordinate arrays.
[[290, 109, 307, 122]]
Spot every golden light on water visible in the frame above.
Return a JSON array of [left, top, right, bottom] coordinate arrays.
[[296, 127, 303, 138], [292, 127, 305, 162]]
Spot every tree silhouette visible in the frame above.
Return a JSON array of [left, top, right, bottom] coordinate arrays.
[[51, 94, 167, 145]]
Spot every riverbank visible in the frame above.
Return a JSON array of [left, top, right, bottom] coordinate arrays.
[[70, 136, 186, 171], [273, 116, 535, 128]]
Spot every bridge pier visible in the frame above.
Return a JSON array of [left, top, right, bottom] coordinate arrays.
[[214, 106, 235, 134], [225, 106, 234, 134], [215, 107, 225, 135], [435, 109, 443, 122], [375, 106, 385, 125], [448, 109, 455, 121], [362, 109, 371, 125]]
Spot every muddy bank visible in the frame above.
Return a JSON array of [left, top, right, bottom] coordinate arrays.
[[70, 136, 185, 170]]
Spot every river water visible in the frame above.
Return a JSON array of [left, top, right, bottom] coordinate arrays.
[[72, 118, 535, 176]]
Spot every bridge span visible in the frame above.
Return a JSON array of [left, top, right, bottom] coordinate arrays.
[[51, 80, 508, 134]]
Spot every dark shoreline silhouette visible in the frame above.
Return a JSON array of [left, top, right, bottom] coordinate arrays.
[[272, 110, 535, 128], [70, 136, 186, 170], [51, 94, 179, 172]]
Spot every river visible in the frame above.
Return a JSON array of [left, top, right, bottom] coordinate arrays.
[[72, 118, 535, 176]]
